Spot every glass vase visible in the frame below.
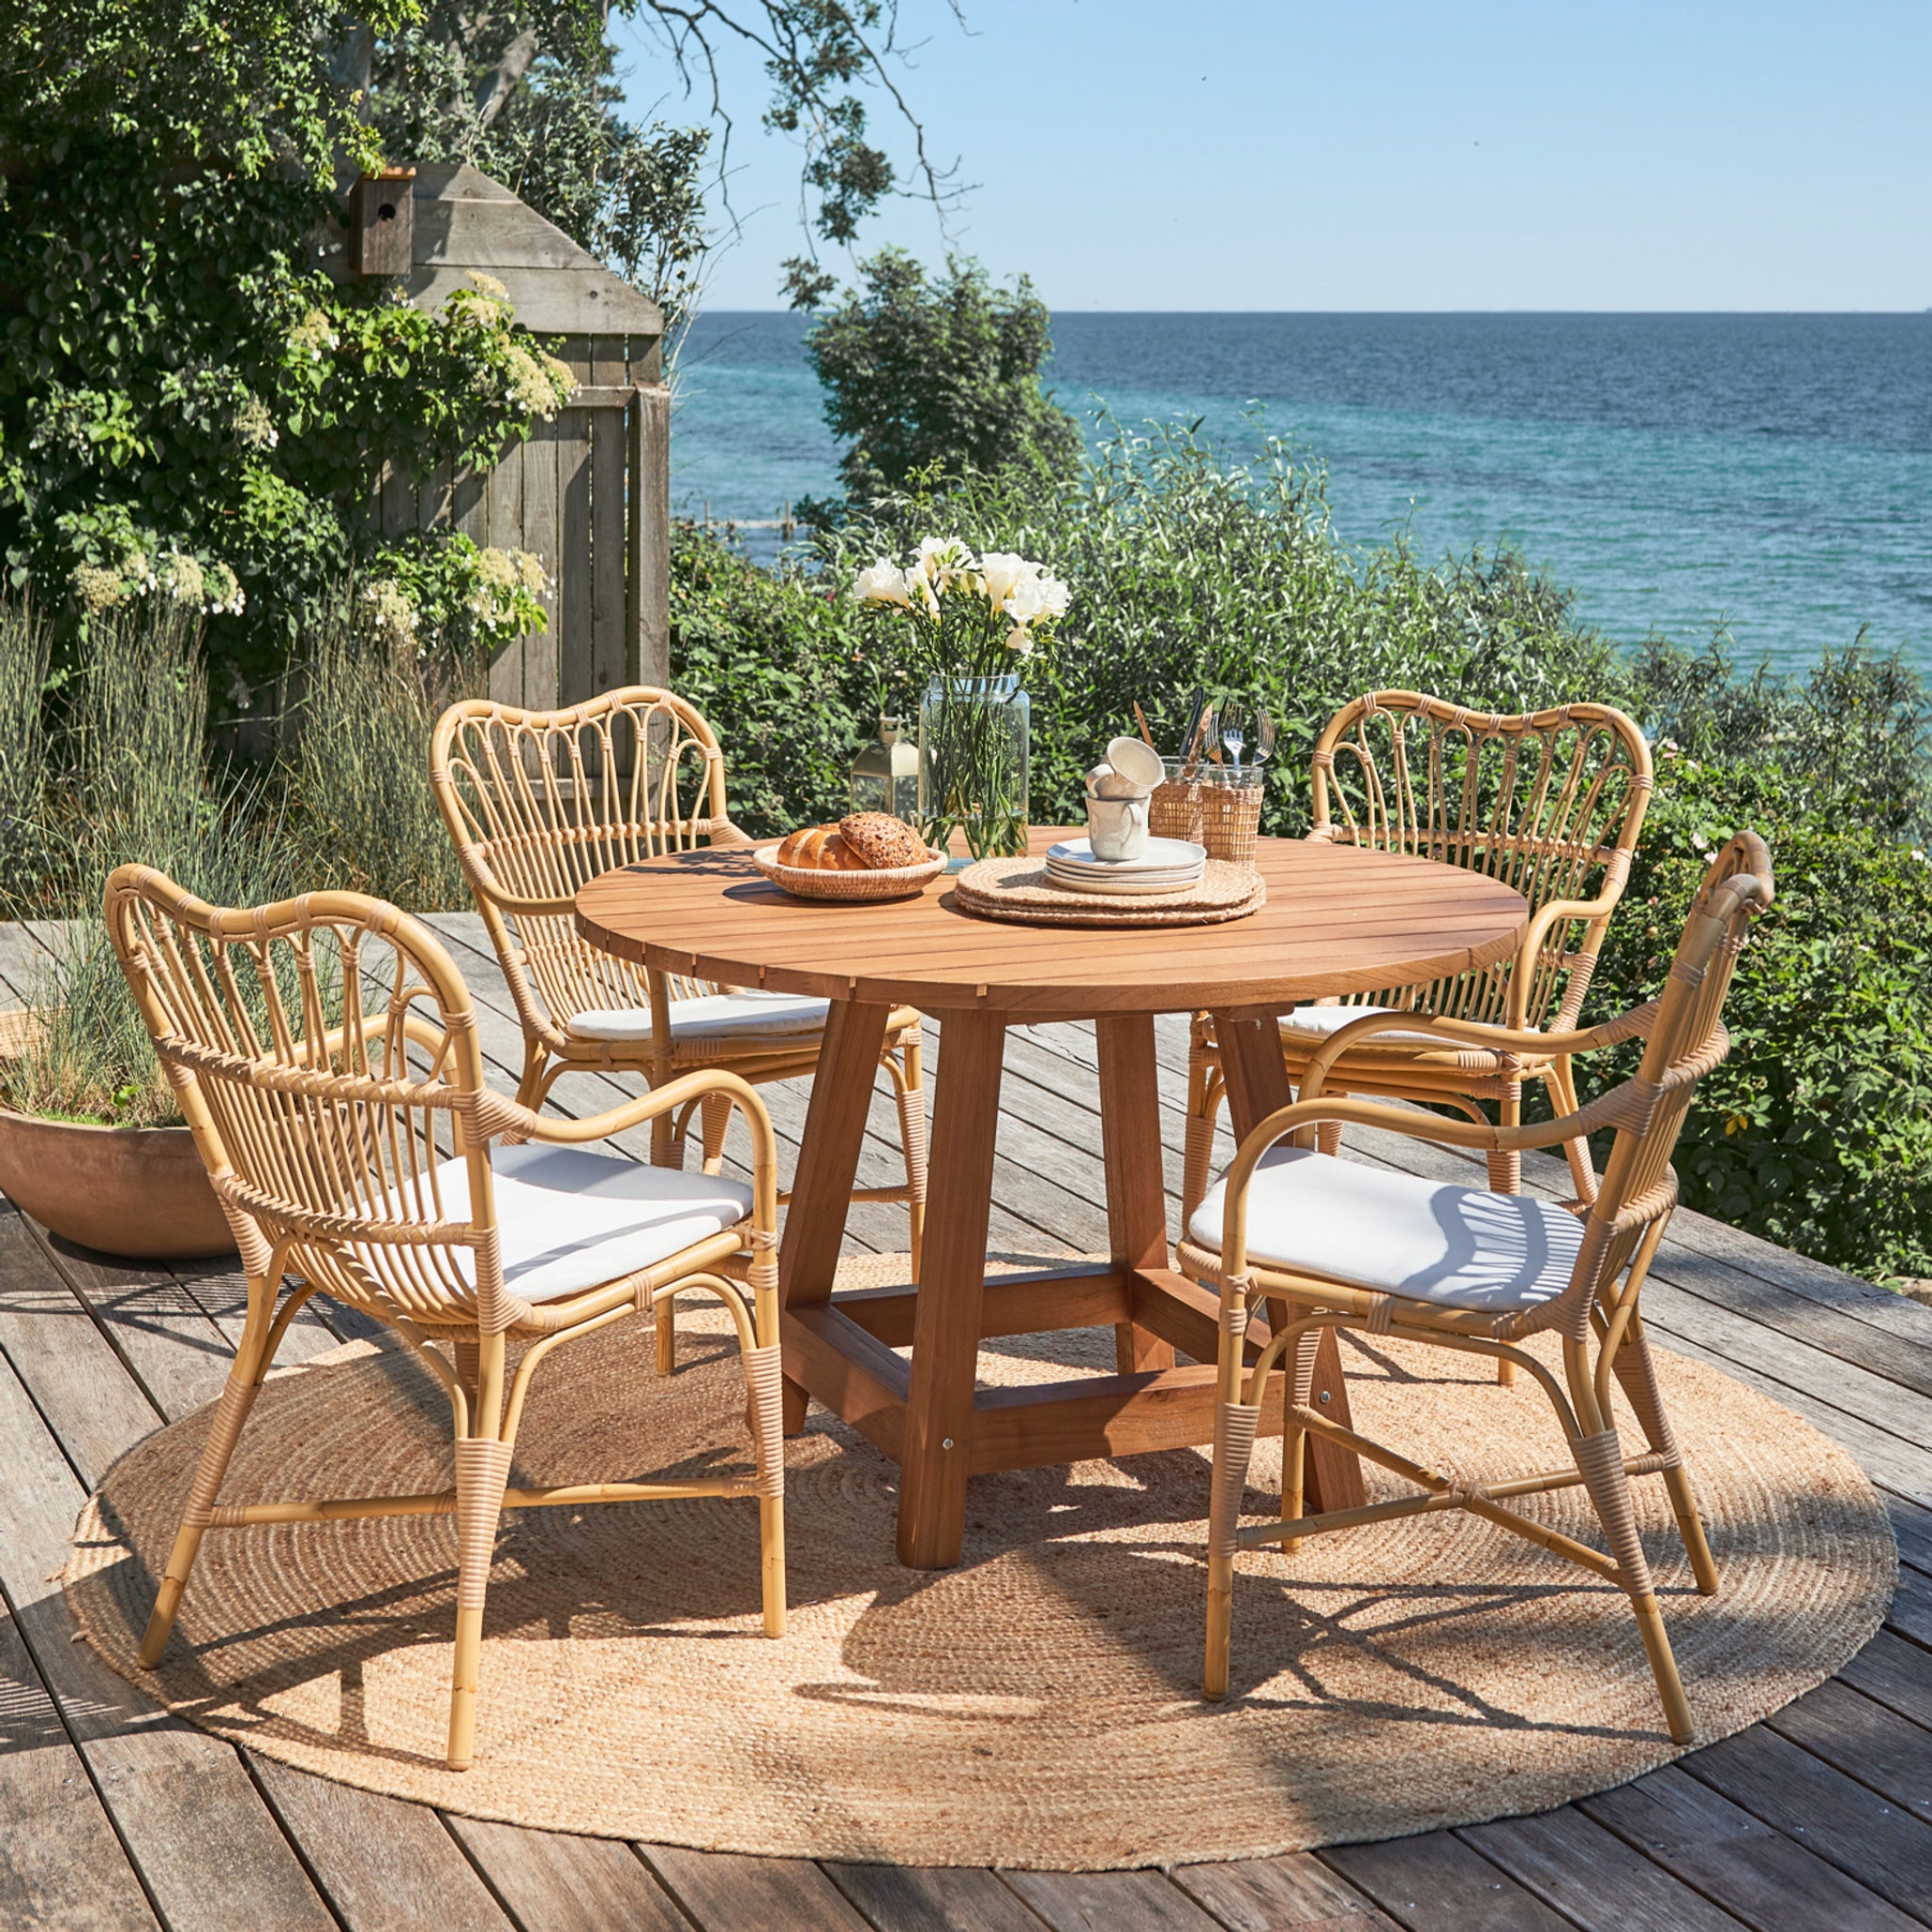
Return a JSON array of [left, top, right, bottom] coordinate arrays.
[[917, 674, 1030, 860]]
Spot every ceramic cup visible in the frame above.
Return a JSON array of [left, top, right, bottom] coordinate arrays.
[[1087, 794, 1150, 862]]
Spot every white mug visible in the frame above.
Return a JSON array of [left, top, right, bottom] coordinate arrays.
[[1087, 794, 1149, 862]]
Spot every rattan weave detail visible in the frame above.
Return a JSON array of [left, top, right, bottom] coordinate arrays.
[[1149, 774, 1264, 863]]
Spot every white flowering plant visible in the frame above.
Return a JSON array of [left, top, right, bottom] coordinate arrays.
[[362, 533, 549, 658], [850, 538, 1070, 856], [851, 537, 1069, 680]]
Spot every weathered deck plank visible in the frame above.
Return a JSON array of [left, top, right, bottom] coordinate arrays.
[[5, 924, 1932, 1931], [446, 1816, 703, 1932], [0, 1605, 161, 1932]]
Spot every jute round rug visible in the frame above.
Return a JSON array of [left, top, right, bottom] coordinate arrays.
[[66, 1253, 1893, 1870]]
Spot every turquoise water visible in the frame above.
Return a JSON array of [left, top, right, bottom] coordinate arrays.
[[671, 311, 1932, 678]]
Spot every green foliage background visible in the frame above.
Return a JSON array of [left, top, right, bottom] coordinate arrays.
[[665, 422, 1932, 1289], [0, 1, 576, 694]]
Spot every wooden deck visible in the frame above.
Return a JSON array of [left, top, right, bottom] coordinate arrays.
[[5, 908, 1932, 1932]]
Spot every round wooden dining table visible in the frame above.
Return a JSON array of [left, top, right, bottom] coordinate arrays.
[[576, 829, 1529, 1569]]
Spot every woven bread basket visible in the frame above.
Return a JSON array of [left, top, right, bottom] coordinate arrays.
[[753, 843, 946, 902]]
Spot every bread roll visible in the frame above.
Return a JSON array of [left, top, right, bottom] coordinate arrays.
[[774, 824, 867, 870], [838, 811, 926, 869]]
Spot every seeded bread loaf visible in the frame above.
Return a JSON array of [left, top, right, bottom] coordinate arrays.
[[838, 812, 927, 869]]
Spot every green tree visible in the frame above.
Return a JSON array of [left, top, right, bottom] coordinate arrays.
[[0, 0, 569, 691], [805, 249, 1082, 502], [350, 1, 963, 327], [0, 0, 954, 690]]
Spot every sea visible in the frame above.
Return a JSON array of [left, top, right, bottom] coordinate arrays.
[[669, 311, 1932, 680]]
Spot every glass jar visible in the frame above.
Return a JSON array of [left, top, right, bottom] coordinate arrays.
[[917, 674, 1030, 860]]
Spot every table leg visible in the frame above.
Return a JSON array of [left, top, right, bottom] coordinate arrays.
[[1212, 1011, 1368, 1513], [897, 1008, 1007, 1568], [779, 999, 892, 1434], [1095, 1013, 1177, 1374]]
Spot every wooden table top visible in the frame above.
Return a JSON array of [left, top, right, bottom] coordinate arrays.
[[575, 829, 1529, 1019]]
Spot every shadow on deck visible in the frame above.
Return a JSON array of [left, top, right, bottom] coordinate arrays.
[[3, 912, 1930, 1932]]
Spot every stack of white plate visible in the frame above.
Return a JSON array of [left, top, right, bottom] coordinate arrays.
[[1043, 836, 1208, 896]]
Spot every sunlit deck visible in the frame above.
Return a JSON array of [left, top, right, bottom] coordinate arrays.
[[5, 911, 1931, 1932]]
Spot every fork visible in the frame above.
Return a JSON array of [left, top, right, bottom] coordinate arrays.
[[1253, 708, 1276, 781], [1220, 703, 1248, 777]]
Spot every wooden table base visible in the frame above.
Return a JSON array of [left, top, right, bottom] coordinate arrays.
[[777, 1003, 1369, 1570]]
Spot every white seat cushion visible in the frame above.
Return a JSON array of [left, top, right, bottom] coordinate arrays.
[[568, 988, 830, 1045], [1188, 1145, 1582, 1315], [424, 1143, 752, 1304], [1278, 1004, 1444, 1048]]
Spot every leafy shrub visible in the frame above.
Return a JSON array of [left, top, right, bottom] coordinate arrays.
[[1576, 655, 1932, 1284], [804, 250, 1083, 502], [668, 520, 874, 837], [0, 10, 575, 697], [822, 422, 1632, 829]]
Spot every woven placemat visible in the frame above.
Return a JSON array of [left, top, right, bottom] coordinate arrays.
[[65, 1251, 1893, 1870], [956, 857, 1265, 927]]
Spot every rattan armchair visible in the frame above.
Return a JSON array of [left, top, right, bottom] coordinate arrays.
[[1181, 831, 1773, 1743], [106, 867, 787, 1773], [430, 689, 929, 1364], [1182, 692, 1654, 1225]]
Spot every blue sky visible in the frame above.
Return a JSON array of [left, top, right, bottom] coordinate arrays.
[[614, 0, 1932, 311]]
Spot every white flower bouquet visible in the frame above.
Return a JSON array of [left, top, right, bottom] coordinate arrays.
[[851, 539, 1070, 858]]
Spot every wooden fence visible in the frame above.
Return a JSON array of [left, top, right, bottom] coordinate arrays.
[[360, 166, 670, 710]]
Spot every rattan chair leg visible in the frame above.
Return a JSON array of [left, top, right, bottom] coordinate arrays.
[[1488, 1084, 1525, 1386], [1486, 1083, 1524, 1195], [513, 1043, 549, 1111], [1567, 1345, 1694, 1743], [453, 1339, 480, 1408], [655, 1296, 677, 1375], [1278, 1326, 1317, 1554], [138, 1281, 287, 1669], [1205, 1395, 1260, 1701], [1315, 1118, 1342, 1158], [649, 1099, 677, 1170], [1181, 1066, 1222, 1228], [446, 1431, 515, 1771], [700, 1091, 733, 1175], [1610, 1323, 1719, 1595], [879, 1029, 929, 1275], [1660, 1462, 1722, 1598], [138, 1371, 262, 1668]]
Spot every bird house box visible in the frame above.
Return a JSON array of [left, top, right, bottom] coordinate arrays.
[[348, 169, 416, 276]]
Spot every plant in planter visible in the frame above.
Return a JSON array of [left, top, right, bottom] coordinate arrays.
[[0, 599, 315, 1257], [851, 538, 1069, 858]]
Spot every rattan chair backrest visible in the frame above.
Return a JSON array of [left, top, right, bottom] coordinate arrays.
[[105, 866, 529, 1334], [1310, 691, 1653, 1030], [430, 689, 738, 1041], [1556, 830, 1773, 1327]]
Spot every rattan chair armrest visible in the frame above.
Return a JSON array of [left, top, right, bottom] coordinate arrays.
[[1518, 888, 1621, 959], [1298, 1001, 1658, 1094], [525, 1066, 771, 1156], [708, 820, 755, 846]]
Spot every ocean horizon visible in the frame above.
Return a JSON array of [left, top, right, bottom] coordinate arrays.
[[670, 309, 1932, 680]]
